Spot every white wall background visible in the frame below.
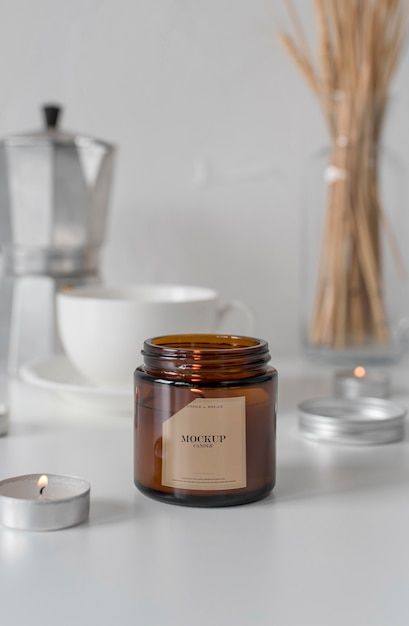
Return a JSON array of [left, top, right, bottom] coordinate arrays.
[[0, 0, 408, 355]]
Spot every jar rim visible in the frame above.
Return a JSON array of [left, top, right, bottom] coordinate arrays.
[[140, 334, 272, 382], [143, 334, 267, 357]]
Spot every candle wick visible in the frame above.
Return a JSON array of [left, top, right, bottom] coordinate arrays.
[[40, 486, 46, 495]]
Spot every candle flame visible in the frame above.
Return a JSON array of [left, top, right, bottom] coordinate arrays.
[[354, 366, 366, 379], [37, 475, 48, 494]]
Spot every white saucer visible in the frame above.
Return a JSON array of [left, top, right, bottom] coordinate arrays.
[[20, 355, 133, 415]]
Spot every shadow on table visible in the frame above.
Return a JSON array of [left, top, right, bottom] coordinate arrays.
[[89, 498, 139, 526], [256, 453, 409, 506], [278, 374, 330, 413], [7, 422, 48, 437], [271, 372, 409, 504], [392, 384, 409, 401], [279, 373, 409, 413]]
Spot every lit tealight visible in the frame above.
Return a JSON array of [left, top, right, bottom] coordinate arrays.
[[37, 475, 48, 495], [354, 366, 366, 379], [0, 474, 90, 531], [334, 367, 389, 399]]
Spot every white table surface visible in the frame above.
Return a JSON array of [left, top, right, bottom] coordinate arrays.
[[1, 358, 409, 626]]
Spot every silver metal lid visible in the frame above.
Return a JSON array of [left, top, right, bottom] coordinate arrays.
[[298, 397, 406, 445]]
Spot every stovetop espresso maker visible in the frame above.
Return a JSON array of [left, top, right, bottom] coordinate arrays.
[[0, 104, 116, 374]]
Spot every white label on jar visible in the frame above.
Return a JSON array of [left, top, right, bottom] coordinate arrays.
[[162, 396, 247, 491]]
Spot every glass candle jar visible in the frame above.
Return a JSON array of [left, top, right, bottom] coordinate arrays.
[[134, 334, 277, 507]]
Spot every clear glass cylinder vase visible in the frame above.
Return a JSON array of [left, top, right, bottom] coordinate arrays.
[[301, 144, 409, 366]]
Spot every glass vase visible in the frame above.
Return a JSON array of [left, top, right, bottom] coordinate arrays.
[[301, 144, 409, 366]]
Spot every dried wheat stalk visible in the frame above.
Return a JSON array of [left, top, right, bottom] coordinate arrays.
[[280, 0, 407, 349]]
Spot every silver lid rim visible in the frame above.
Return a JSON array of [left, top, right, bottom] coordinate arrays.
[[298, 396, 407, 445]]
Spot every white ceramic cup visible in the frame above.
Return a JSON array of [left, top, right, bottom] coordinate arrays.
[[57, 284, 254, 389]]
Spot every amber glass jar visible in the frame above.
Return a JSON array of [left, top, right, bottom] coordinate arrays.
[[134, 334, 277, 507]]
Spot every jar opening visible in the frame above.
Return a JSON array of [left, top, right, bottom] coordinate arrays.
[[140, 334, 272, 382], [145, 334, 265, 354]]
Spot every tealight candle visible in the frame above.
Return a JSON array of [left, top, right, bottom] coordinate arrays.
[[334, 366, 390, 399], [0, 474, 90, 531]]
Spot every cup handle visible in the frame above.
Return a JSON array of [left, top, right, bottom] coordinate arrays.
[[216, 300, 255, 335]]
